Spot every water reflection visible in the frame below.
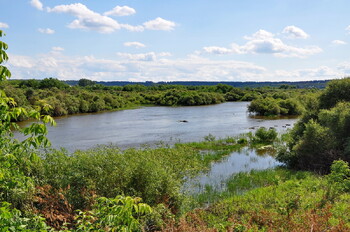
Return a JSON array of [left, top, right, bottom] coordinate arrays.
[[183, 147, 281, 194]]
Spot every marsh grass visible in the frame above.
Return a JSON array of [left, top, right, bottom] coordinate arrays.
[[166, 164, 350, 231]]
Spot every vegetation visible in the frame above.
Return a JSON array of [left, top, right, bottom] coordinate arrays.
[[1, 29, 349, 231], [166, 161, 350, 231], [277, 78, 350, 173], [0, 78, 317, 119]]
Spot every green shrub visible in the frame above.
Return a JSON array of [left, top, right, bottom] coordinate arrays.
[[252, 127, 278, 144], [0, 201, 49, 231], [75, 195, 152, 232]]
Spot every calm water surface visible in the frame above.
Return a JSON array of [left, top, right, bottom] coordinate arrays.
[[183, 148, 281, 193], [17, 102, 297, 152]]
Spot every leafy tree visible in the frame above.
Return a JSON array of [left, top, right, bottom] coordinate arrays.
[[278, 78, 350, 172], [0, 29, 55, 213], [77, 78, 96, 87], [319, 77, 350, 109], [39, 77, 69, 89]]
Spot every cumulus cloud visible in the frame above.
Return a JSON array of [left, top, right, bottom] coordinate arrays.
[[8, 46, 343, 82], [30, 0, 43, 11], [104, 6, 136, 16], [8, 54, 34, 68], [48, 3, 121, 33], [332, 40, 347, 45], [48, 3, 176, 33], [337, 62, 350, 75], [117, 52, 171, 61], [38, 28, 55, 34], [120, 24, 144, 32], [0, 22, 9, 28], [7, 50, 270, 81], [202, 46, 233, 55], [282, 25, 309, 39], [124, 42, 146, 48], [143, 17, 176, 31], [202, 29, 322, 58]]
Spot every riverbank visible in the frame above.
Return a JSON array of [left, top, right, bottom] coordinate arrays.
[[1, 78, 315, 120], [4, 122, 350, 231], [33, 132, 350, 230], [166, 164, 350, 231]]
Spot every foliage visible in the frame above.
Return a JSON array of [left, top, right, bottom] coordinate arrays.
[[0, 201, 49, 231], [166, 164, 350, 231], [319, 77, 350, 109], [326, 160, 350, 196], [77, 78, 96, 87], [74, 195, 152, 232], [38, 137, 244, 213], [0, 29, 55, 230], [38, 77, 69, 89], [248, 97, 304, 116], [278, 78, 350, 172], [1, 77, 316, 119], [250, 127, 278, 145]]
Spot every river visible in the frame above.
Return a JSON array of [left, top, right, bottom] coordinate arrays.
[[17, 102, 298, 152]]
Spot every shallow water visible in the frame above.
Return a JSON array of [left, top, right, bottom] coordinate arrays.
[[16, 102, 297, 152], [183, 147, 281, 193]]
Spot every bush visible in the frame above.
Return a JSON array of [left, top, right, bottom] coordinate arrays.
[[75, 195, 152, 231], [319, 78, 350, 109], [252, 127, 278, 144], [0, 201, 49, 231]]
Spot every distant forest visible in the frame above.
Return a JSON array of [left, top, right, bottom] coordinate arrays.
[[63, 80, 330, 89]]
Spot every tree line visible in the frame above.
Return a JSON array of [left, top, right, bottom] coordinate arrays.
[[0, 78, 316, 119]]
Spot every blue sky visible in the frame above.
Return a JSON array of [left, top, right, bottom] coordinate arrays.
[[0, 0, 350, 82]]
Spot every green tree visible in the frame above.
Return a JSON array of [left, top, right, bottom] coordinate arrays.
[[39, 77, 69, 89], [78, 78, 96, 87], [0, 29, 55, 211], [319, 78, 350, 109]]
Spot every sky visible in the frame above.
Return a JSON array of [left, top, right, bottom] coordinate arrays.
[[0, 0, 350, 82]]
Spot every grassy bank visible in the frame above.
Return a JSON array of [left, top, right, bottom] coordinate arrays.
[[166, 165, 350, 231]]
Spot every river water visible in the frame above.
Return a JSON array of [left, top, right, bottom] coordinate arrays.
[[17, 102, 297, 152], [183, 147, 281, 193]]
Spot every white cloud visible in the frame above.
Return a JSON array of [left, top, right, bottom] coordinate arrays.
[[8, 54, 34, 68], [48, 4, 176, 33], [143, 17, 176, 31], [52, 47, 64, 51], [203, 46, 233, 55], [48, 3, 145, 33], [0, 22, 9, 28], [202, 29, 322, 58], [8, 48, 344, 82], [282, 25, 309, 39], [7, 51, 267, 81], [346, 25, 350, 34], [117, 52, 171, 61], [104, 6, 136, 17], [120, 24, 144, 32], [48, 3, 122, 33], [117, 52, 157, 61], [124, 42, 146, 48], [38, 28, 55, 34], [332, 40, 347, 45], [30, 0, 43, 11], [337, 62, 350, 75]]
